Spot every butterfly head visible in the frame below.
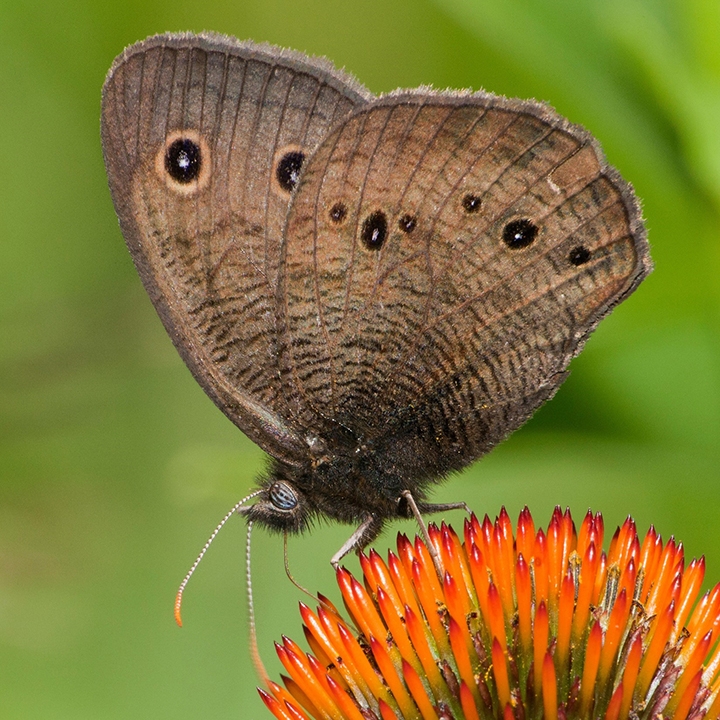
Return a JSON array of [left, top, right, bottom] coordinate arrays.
[[246, 476, 310, 534]]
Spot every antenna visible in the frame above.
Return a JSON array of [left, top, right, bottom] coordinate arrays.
[[174, 489, 263, 627], [246, 520, 270, 684]]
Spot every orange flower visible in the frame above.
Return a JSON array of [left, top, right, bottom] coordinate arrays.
[[259, 507, 720, 720]]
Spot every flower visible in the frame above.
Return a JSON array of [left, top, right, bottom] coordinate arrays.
[[259, 507, 720, 720]]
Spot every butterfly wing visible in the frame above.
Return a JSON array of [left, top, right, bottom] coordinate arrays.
[[101, 33, 371, 463], [279, 93, 650, 476]]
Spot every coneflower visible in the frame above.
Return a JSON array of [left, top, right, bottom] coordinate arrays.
[[260, 507, 720, 720]]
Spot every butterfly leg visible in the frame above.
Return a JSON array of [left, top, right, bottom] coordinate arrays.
[[416, 500, 471, 515], [400, 490, 449, 581], [331, 515, 382, 569]]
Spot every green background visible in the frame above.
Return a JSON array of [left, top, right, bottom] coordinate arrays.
[[1, 0, 719, 717]]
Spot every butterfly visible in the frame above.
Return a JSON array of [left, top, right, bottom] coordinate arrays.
[[101, 32, 651, 568]]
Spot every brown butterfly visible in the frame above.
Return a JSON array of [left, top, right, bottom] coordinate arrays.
[[101, 32, 651, 567]]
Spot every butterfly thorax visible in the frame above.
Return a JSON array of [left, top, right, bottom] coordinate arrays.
[[245, 415, 471, 535]]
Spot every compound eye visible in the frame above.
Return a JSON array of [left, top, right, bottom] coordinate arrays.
[[269, 481, 299, 511]]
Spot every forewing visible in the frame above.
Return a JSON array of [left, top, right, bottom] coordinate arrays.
[[101, 33, 370, 462], [279, 94, 650, 466]]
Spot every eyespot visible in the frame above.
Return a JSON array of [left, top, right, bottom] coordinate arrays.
[[569, 245, 591, 266], [361, 211, 388, 250], [329, 202, 347, 224], [165, 138, 201, 183], [502, 219, 538, 249], [269, 481, 298, 511], [462, 194, 482, 213], [399, 214, 417, 233], [276, 150, 305, 192], [156, 130, 210, 194]]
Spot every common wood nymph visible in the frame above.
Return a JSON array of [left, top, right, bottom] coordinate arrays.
[[101, 33, 650, 562]]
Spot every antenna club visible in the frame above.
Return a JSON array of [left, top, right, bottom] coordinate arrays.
[[174, 593, 184, 627]]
